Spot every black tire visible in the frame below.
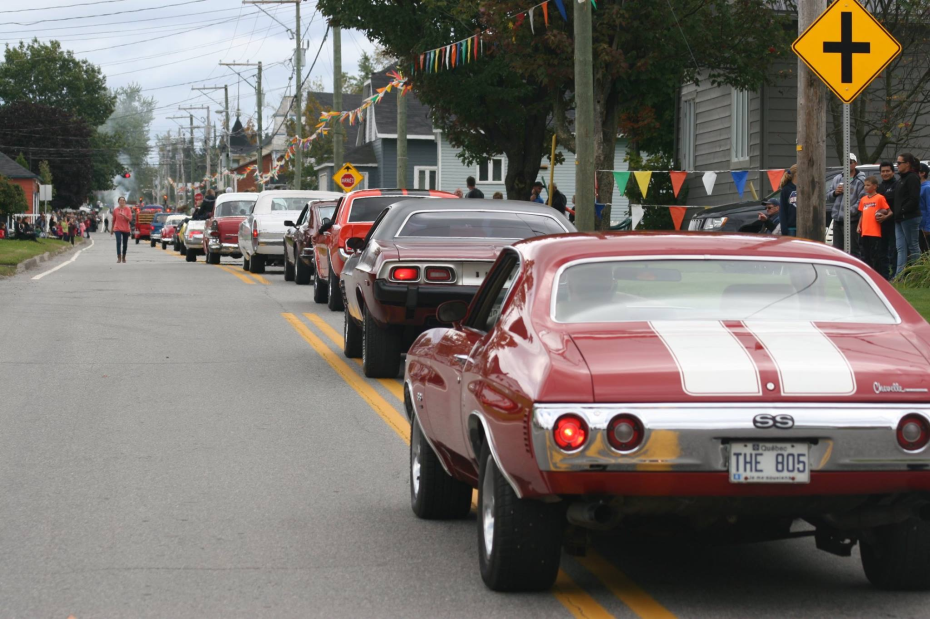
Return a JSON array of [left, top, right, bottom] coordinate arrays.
[[185, 248, 196, 262], [295, 255, 311, 285], [162, 241, 167, 250], [207, 248, 220, 265], [343, 308, 363, 358], [135, 237, 140, 244], [327, 267, 344, 311], [284, 253, 295, 281], [242, 255, 250, 271], [410, 415, 472, 519], [249, 253, 265, 274], [477, 442, 563, 592], [861, 519, 930, 590], [313, 269, 328, 303], [150, 239, 156, 248], [362, 307, 402, 378]]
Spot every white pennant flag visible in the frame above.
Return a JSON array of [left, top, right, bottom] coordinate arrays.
[[446, 45, 451, 70], [631, 205, 644, 230], [702, 171, 718, 195], [529, 7, 535, 34]]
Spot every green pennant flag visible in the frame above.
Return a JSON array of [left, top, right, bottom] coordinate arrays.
[[612, 171, 631, 195]]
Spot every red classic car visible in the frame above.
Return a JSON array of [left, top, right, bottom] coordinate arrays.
[[340, 200, 573, 379], [404, 232, 930, 592], [283, 200, 337, 289], [315, 188, 457, 312], [203, 193, 257, 264]]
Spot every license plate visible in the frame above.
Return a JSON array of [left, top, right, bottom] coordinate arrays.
[[729, 442, 810, 484], [461, 263, 491, 286]]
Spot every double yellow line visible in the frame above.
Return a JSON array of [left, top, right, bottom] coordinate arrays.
[[281, 312, 677, 619]]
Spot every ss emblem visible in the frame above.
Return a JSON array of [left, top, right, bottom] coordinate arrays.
[[753, 414, 795, 429]]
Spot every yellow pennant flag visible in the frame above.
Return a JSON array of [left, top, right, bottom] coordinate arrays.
[[633, 171, 652, 197]]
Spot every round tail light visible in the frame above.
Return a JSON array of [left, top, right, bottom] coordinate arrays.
[[897, 414, 930, 451], [607, 414, 644, 452], [553, 414, 588, 452]]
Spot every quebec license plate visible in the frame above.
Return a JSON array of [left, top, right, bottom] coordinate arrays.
[[729, 442, 810, 484]]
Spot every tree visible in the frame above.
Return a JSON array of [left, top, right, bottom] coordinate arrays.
[[0, 175, 28, 218], [0, 39, 115, 126], [344, 52, 375, 95], [38, 160, 52, 187], [14, 153, 28, 170], [280, 92, 336, 189]]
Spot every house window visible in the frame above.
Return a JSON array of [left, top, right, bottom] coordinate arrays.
[[414, 166, 438, 190], [477, 157, 505, 183], [681, 98, 696, 170], [731, 89, 749, 162], [318, 172, 329, 191]]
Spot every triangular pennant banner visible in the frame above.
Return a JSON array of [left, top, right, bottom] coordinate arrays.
[[730, 170, 748, 199], [702, 171, 717, 195], [542, 1, 549, 26], [633, 171, 652, 198], [631, 205, 644, 230], [529, 6, 535, 34], [669, 171, 688, 197], [554, 0, 568, 20], [612, 171, 631, 195], [767, 169, 785, 193], [669, 206, 687, 231]]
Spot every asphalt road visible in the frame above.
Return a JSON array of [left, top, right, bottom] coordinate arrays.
[[1, 237, 929, 618]]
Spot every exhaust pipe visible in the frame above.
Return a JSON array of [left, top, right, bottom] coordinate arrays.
[[567, 502, 616, 530]]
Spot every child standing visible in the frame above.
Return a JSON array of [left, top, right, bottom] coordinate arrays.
[[858, 176, 891, 279]]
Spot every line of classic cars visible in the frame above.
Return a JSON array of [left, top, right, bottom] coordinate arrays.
[[146, 188, 930, 594]]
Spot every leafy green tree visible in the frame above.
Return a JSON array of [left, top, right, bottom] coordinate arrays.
[[89, 130, 125, 195], [0, 39, 115, 126], [14, 153, 28, 169], [0, 175, 28, 218], [344, 52, 375, 94], [38, 160, 52, 187]]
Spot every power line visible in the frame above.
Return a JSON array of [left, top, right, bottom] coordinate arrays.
[[3, 0, 206, 26], [0, 0, 128, 14], [0, 5, 248, 34]]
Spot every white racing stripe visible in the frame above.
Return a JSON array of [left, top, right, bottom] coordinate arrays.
[[651, 320, 761, 395], [745, 321, 856, 395], [31, 239, 94, 280]]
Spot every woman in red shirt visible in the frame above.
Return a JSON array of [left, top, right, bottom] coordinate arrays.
[[111, 197, 133, 263]]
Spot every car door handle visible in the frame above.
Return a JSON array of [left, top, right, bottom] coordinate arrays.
[[453, 354, 472, 366]]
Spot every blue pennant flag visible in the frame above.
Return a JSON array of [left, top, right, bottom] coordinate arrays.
[[731, 170, 748, 199], [553, 0, 568, 21]]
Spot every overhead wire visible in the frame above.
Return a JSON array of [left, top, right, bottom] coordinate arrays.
[[2, 0, 207, 27], [0, 0, 128, 13], [0, 5, 250, 35]]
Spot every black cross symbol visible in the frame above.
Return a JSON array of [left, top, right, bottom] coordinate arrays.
[[823, 12, 870, 83]]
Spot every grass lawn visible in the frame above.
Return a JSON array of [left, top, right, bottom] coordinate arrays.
[[897, 288, 930, 322], [0, 238, 72, 276]]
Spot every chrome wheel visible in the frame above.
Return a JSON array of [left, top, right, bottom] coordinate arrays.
[[482, 457, 495, 558], [411, 428, 422, 497]]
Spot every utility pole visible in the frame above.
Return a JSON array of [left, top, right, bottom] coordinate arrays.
[[332, 24, 343, 173], [397, 86, 407, 188], [243, 0, 303, 188], [573, 1, 596, 231], [180, 105, 210, 193], [797, 0, 827, 242], [221, 61, 264, 190], [194, 86, 230, 189]]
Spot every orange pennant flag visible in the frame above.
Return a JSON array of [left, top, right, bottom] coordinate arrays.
[[669, 206, 687, 231], [669, 171, 688, 197], [766, 169, 785, 193], [543, 1, 549, 26], [451, 43, 457, 67]]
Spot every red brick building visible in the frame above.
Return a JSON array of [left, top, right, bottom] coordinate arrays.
[[0, 152, 39, 214]]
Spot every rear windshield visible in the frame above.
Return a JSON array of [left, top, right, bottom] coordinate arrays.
[[318, 205, 336, 222], [269, 197, 308, 211], [553, 259, 896, 324], [214, 201, 255, 217], [186, 220, 206, 230], [348, 196, 422, 222], [153, 213, 171, 224], [397, 211, 566, 239]]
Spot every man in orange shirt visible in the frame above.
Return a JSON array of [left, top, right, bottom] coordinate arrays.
[[858, 176, 890, 278]]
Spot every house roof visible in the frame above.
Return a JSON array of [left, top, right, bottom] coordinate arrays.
[[0, 152, 38, 179], [367, 70, 434, 137]]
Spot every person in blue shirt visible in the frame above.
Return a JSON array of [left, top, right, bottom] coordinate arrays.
[[778, 164, 797, 236], [530, 181, 545, 204], [919, 163, 930, 253]]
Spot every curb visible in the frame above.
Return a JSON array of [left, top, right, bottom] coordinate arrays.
[[4, 238, 88, 275]]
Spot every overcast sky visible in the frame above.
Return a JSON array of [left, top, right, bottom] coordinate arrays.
[[0, 0, 375, 164]]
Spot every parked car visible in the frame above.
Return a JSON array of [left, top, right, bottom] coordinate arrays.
[[149, 212, 172, 247], [159, 214, 186, 250], [283, 200, 337, 287], [316, 189, 457, 312], [183, 220, 206, 262], [341, 199, 574, 378], [203, 192, 257, 264], [175, 218, 191, 254], [404, 231, 930, 592], [238, 190, 341, 274]]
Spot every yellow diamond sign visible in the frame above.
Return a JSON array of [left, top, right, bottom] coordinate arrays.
[[792, 0, 901, 104], [336, 162, 363, 193]]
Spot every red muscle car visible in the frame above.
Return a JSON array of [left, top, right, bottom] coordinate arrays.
[[315, 188, 457, 312], [340, 200, 573, 379], [203, 193, 258, 264], [283, 200, 337, 289], [404, 232, 930, 592]]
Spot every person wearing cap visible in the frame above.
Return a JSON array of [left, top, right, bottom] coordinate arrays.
[[827, 153, 865, 255], [738, 199, 780, 234]]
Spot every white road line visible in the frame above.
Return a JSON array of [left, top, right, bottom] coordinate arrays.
[[31, 239, 95, 280]]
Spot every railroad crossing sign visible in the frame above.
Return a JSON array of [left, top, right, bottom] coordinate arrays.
[[792, 0, 901, 104], [336, 163, 363, 193]]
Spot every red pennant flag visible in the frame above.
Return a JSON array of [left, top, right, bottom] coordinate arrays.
[[420, 54, 425, 71], [669, 171, 688, 197], [543, 1, 549, 26], [515, 13, 525, 29], [669, 206, 687, 231], [767, 169, 785, 193], [473, 36, 478, 60]]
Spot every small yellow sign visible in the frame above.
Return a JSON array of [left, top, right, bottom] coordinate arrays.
[[336, 162, 363, 193], [792, 0, 901, 104]]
